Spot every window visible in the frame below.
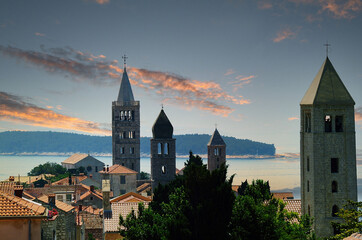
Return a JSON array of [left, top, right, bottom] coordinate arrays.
[[332, 181, 338, 193], [131, 163, 134, 170], [129, 131, 133, 138], [87, 166, 92, 172], [158, 143, 162, 154], [214, 148, 219, 156], [217, 157, 219, 162], [57, 195, 64, 202], [164, 143, 169, 155], [307, 156, 310, 172], [122, 163, 125, 166], [130, 147, 135, 154], [161, 166, 166, 174], [120, 189, 126, 195], [308, 205, 311, 216], [219, 148, 222, 156], [95, 166, 98, 172], [66, 194, 72, 202], [120, 176, 126, 184], [331, 158, 339, 173], [307, 180, 309, 192], [325, 115, 332, 132], [121, 111, 125, 121], [336, 116, 343, 132], [332, 205, 339, 217], [120, 147, 125, 154], [305, 112, 311, 132]]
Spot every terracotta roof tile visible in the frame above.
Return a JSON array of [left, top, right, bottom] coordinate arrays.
[[136, 183, 151, 193], [284, 199, 301, 216], [273, 192, 294, 200], [37, 195, 74, 213], [344, 233, 362, 239], [0, 181, 16, 195], [0, 191, 46, 217], [52, 175, 88, 186], [110, 192, 151, 203], [99, 164, 137, 175], [79, 191, 103, 201]]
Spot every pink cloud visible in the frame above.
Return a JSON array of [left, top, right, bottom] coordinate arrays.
[[319, 0, 362, 19], [258, 1, 273, 9], [35, 32, 45, 37], [273, 28, 297, 42], [229, 75, 256, 91], [288, 117, 299, 121], [224, 69, 235, 76]]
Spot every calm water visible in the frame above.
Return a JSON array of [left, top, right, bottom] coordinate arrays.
[[1, 155, 362, 200]]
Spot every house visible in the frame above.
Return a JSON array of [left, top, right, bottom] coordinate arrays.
[[272, 192, 294, 200], [62, 153, 105, 181], [37, 194, 76, 240], [136, 182, 152, 197], [76, 205, 103, 240], [104, 192, 151, 240], [0, 189, 47, 240], [77, 185, 103, 209], [100, 164, 137, 196]]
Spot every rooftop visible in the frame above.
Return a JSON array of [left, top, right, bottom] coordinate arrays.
[[37, 194, 74, 213], [284, 199, 301, 216], [61, 153, 103, 165], [99, 164, 137, 175], [207, 128, 226, 146], [152, 109, 173, 139], [0, 191, 46, 217], [117, 68, 135, 102]]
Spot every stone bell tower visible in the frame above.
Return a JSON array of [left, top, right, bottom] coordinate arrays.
[[150, 109, 176, 190], [112, 55, 140, 174], [300, 57, 357, 237], [207, 128, 226, 171]]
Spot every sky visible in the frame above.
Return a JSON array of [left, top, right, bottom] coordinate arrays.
[[0, 0, 362, 154]]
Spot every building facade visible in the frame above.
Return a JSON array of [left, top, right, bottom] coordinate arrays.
[[112, 67, 140, 174], [300, 57, 357, 237], [207, 128, 226, 171], [151, 109, 176, 190]]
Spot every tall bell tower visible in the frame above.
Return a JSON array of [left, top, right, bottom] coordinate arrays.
[[300, 57, 357, 237], [207, 128, 226, 171], [112, 55, 140, 174]]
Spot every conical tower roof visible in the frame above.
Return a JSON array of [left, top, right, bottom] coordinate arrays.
[[300, 57, 354, 105], [117, 68, 135, 102], [207, 128, 225, 146], [152, 109, 173, 139]]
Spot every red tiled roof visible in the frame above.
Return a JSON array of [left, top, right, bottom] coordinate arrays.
[[136, 183, 151, 193], [23, 191, 36, 201], [273, 192, 294, 200], [37, 195, 74, 213], [110, 192, 151, 203], [0, 191, 46, 217], [52, 175, 88, 186], [344, 233, 362, 239], [232, 185, 239, 193], [284, 199, 301, 216], [79, 191, 103, 201], [0, 181, 16, 195], [99, 164, 137, 174]]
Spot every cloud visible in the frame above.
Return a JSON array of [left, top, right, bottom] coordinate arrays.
[[318, 0, 362, 19], [258, 1, 273, 9], [229, 75, 255, 91], [0, 45, 250, 117], [35, 32, 45, 37], [85, 0, 110, 4], [355, 107, 362, 123], [288, 117, 299, 121], [273, 28, 298, 42], [224, 69, 235, 76], [0, 91, 110, 135]]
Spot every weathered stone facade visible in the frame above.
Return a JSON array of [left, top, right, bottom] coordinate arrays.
[[112, 68, 140, 174], [300, 57, 357, 237], [151, 109, 176, 190], [207, 128, 226, 171]]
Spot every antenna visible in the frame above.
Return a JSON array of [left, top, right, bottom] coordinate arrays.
[[324, 41, 331, 57], [122, 54, 128, 69]]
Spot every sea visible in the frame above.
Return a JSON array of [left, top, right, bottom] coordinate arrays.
[[1, 155, 362, 200]]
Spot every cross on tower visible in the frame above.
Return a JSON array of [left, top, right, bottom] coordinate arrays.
[[122, 54, 128, 69], [324, 42, 331, 57]]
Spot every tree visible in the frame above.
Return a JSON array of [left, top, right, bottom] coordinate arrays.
[[140, 171, 150, 180], [120, 152, 235, 240], [229, 180, 315, 240], [328, 200, 362, 240], [28, 162, 67, 176]]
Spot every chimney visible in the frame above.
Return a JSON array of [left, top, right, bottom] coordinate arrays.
[[14, 185, 23, 198], [89, 174, 93, 179], [9, 176, 15, 182], [102, 179, 112, 219], [90, 185, 95, 192], [48, 194, 56, 207]]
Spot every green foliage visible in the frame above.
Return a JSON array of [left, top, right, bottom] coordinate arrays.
[[87, 233, 96, 240], [0, 131, 275, 156], [140, 171, 150, 180], [229, 180, 315, 240], [328, 200, 362, 240], [28, 162, 67, 176], [120, 152, 235, 240]]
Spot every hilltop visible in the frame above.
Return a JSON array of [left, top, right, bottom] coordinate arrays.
[[0, 131, 275, 156]]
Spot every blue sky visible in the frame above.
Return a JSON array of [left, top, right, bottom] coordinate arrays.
[[0, 0, 361, 153]]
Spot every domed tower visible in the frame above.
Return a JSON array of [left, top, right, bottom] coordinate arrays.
[[112, 56, 140, 175], [150, 109, 176, 190], [207, 128, 226, 171], [300, 57, 357, 237]]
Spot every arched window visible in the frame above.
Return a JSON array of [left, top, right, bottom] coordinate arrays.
[[332, 181, 338, 193], [158, 143, 162, 154], [128, 111, 132, 120], [164, 143, 169, 155], [214, 148, 219, 156], [161, 165, 166, 174], [325, 115, 332, 132], [121, 111, 124, 121], [332, 205, 339, 217]]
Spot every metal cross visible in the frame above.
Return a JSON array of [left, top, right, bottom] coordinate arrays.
[[122, 54, 128, 68], [324, 42, 331, 57]]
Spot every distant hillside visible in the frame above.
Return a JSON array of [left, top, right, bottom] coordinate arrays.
[[0, 131, 275, 156]]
